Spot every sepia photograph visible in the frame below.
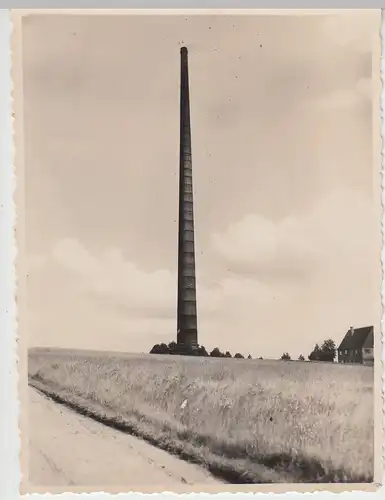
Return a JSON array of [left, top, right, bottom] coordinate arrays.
[[14, 9, 382, 493]]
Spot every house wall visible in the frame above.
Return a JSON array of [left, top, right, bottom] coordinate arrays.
[[338, 349, 363, 364], [362, 347, 374, 365]]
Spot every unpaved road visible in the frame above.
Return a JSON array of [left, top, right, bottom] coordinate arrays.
[[28, 387, 220, 488]]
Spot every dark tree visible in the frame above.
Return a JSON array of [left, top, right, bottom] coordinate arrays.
[[308, 343, 321, 361], [234, 352, 244, 359], [298, 354, 305, 361], [150, 343, 170, 354], [150, 341, 210, 357], [281, 352, 291, 360], [320, 339, 337, 362], [308, 340, 336, 362], [168, 341, 178, 354], [195, 345, 209, 357], [247, 354, 252, 359], [224, 351, 232, 358], [210, 347, 224, 358]]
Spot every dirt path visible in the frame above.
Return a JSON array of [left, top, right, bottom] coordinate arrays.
[[28, 387, 221, 488]]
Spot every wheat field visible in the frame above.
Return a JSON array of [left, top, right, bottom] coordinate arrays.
[[28, 348, 374, 484]]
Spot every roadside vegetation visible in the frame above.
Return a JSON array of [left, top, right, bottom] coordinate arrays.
[[28, 347, 374, 484]]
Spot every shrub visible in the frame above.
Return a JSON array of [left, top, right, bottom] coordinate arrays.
[[308, 340, 336, 362], [195, 345, 209, 357], [210, 347, 224, 358], [150, 342, 209, 357], [150, 343, 170, 354]]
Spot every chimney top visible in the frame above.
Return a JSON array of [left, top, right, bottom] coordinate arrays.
[[181, 46, 188, 54], [349, 325, 354, 335]]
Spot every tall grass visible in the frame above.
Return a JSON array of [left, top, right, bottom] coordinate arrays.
[[28, 348, 373, 484]]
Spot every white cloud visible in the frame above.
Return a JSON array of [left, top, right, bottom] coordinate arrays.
[[210, 189, 375, 280], [53, 238, 176, 316], [210, 213, 314, 281]]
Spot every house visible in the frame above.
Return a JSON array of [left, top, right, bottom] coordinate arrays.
[[337, 326, 374, 365]]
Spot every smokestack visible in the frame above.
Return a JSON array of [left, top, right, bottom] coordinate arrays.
[[350, 325, 354, 335], [176, 46, 198, 350]]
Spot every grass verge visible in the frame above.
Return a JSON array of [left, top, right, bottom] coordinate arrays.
[[28, 348, 374, 484]]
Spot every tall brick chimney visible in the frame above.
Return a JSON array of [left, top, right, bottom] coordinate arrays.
[[176, 47, 198, 350]]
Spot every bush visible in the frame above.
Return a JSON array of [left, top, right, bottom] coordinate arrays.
[[308, 340, 336, 362], [195, 345, 209, 357], [150, 343, 249, 360], [210, 347, 224, 358], [150, 343, 170, 354], [281, 352, 291, 361], [168, 341, 178, 354], [150, 342, 209, 357]]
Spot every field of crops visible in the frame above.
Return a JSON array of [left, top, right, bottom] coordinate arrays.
[[28, 348, 374, 484]]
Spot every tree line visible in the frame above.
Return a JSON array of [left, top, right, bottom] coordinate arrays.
[[150, 338, 337, 362], [281, 339, 337, 362], [150, 341, 257, 359]]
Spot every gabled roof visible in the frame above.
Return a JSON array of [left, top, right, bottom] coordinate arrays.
[[338, 326, 374, 350], [363, 328, 374, 349]]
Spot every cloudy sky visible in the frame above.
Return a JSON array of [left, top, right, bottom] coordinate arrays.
[[22, 11, 381, 358]]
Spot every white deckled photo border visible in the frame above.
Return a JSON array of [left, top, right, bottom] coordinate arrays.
[[0, 6, 384, 500]]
